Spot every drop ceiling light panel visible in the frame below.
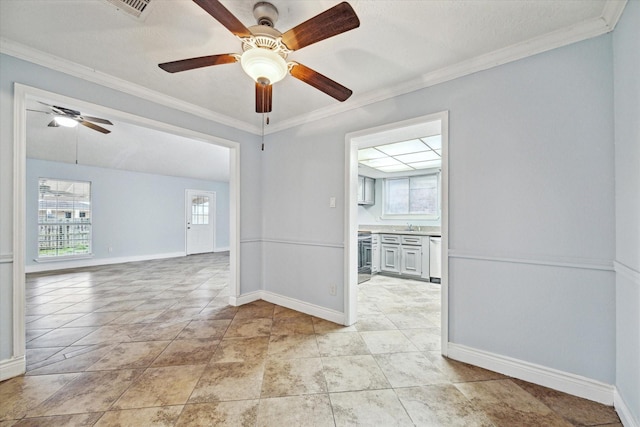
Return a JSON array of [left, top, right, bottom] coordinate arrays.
[[358, 147, 387, 161], [361, 157, 403, 168], [376, 139, 429, 156], [394, 151, 440, 163], [377, 164, 415, 173], [421, 135, 442, 150]]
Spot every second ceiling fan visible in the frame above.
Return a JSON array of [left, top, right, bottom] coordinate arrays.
[[159, 0, 360, 113]]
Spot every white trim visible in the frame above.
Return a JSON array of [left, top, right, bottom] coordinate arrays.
[[227, 290, 345, 324], [344, 111, 449, 339], [25, 252, 186, 273], [0, 356, 26, 382], [614, 261, 640, 284], [0, 38, 261, 135], [447, 343, 615, 405], [1, 1, 627, 136], [214, 246, 230, 253], [448, 250, 614, 272], [228, 290, 262, 307], [0, 253, 13, 264], [261, 238, 343, 249], [13, 83, 242, 376], [265, 5, 625, 134], [615, 387, 640, 427], [261, 291, 345, 325]]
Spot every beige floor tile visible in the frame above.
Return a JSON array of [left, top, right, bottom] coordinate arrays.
[[176, 319, 231, 339], [354, 315, 398, 331], [360, 330, 419, 354], [111, 365, 205, 409], [316, 331, 369, 357], [26, 344, 115, 375], [270, 316, 315, 335], [224, 318, 272, 338], [26, 327, 98, 349], [234, 302, 275, 319], [400, 327, 441, 351], [152, 338, 220, 366], [322, 355, 390, 392], [131, 320, 191, 341], [0, 374, 79, 421], [175, 401, 259, 427], [512, 379, 621, 426], [27, 370, 142, 417], [386, 311, 437, 329], [94, 405, 183, 427], [425, 352, 508, 383], [374, 352, 449, 387], [87, 341, 170, 370], [25, 314, 86, 330], [189, 362, 264, 402], [396, 384, 494, 426], [312, 318, 357, 334], [456, 379, 573, 427], [330, 389, 414, 427], [267, 334, 320, 358], [11, 412, 103, 426], [261, 357, 327, 397], [211, 336, 270, 363], [196, 305, 238, 320], [257, 394, 334, 427]]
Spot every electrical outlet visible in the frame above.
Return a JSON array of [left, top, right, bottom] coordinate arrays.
[[329, 284, 337, 296]]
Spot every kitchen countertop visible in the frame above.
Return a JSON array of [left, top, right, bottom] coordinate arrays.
[[359, 226, 441, 237]]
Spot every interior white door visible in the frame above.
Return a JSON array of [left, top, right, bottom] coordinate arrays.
[[186, 190, 215, 255]]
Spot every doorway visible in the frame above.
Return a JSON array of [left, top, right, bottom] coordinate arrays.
[[344, 111, 449, 356], [186, 189, 216, 255], [12, 83, 241, 375]]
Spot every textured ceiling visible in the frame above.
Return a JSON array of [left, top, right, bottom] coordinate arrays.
[[3, 0, 624, 181], [0, 0, 618, 133]]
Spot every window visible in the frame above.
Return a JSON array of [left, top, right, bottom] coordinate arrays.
[[191, 196, 210, 225], [384, 174, 439, 218], [38, 178, 92, 258]]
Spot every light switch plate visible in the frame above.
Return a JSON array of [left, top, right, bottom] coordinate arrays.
[[329, 197, 336, 208]]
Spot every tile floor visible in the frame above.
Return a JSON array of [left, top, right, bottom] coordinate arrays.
[[1, 253, 622, 426]]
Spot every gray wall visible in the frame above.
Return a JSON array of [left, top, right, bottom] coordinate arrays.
[[0, 53, 263, 361], [263, 34, 616, 382], [26, 159, 231, 265], [613, 0, 640, 423]]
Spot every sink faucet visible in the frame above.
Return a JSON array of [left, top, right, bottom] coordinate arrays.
[[407, 223, 413, 231]]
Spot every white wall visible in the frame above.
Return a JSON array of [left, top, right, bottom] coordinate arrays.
[[263, 33, 616, 384], [25, 159, 230, 267], [0, 53, 263, 363], [613, 1, 640, 424]]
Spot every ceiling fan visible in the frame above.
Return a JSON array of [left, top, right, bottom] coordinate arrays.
[[28, 102, 113, 134], [159, 0, 360, 113]]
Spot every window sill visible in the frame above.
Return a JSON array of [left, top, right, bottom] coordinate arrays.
[[35, 254, 94, 263]]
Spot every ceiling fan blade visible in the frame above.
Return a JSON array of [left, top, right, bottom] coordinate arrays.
[[281, 2, 360, 51], [159, 54, 238, 73], [80, 120, 111, 134], [53, 105, 82, 116], [193, 0, 252, 38], [289, 63, 352, 102], [81, 116, 113, 125], [255, 82, 273, 113]]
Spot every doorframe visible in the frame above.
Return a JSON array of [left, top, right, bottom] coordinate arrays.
[[12, 83, 242, 370], [185, 189, 216, 255], [344, 111, 450, 356]]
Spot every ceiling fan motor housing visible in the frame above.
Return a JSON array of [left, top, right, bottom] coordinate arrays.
[[253, 2, 278, 27]]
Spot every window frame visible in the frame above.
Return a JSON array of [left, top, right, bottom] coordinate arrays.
[[37, 178, 93, 261], [381, 171, 441, 220]]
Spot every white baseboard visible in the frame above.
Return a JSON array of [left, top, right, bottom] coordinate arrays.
[[25, 252, 186, 273], [228, 290, 345, 325], [447, 343, 614, 405], [0, 356, 25, 381], [228, 291, 262, 307], [261, 291, 345, 325], [615, 388, 640, 427]]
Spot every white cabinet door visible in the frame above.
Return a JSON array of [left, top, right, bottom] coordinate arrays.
[[401, 246, 422, 276], [429, 237, 442, 280], [380, 244, 400, 273], [371, 236, 380, 274], [357, 176, 364, 204], [363, 177, 375, 205]]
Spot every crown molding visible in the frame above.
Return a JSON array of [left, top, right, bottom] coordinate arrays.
[[266, 0, 627, 134], [0, 38, 261, 135], [1, 0, 627, 136]]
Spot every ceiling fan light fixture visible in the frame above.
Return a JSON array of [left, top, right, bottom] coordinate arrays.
[[240, 47, 287, 85], [54, 116, 78, 128]]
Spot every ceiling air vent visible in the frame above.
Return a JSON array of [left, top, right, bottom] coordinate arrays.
[[105, 0, 151, 19]]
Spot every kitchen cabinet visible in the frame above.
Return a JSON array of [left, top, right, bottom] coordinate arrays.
[[358, 176, 375, 205], [371, 234, 380, 274], [380, 244, 400, 273], [400, 246, 422, 276], [429, 237, 442, 283]]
